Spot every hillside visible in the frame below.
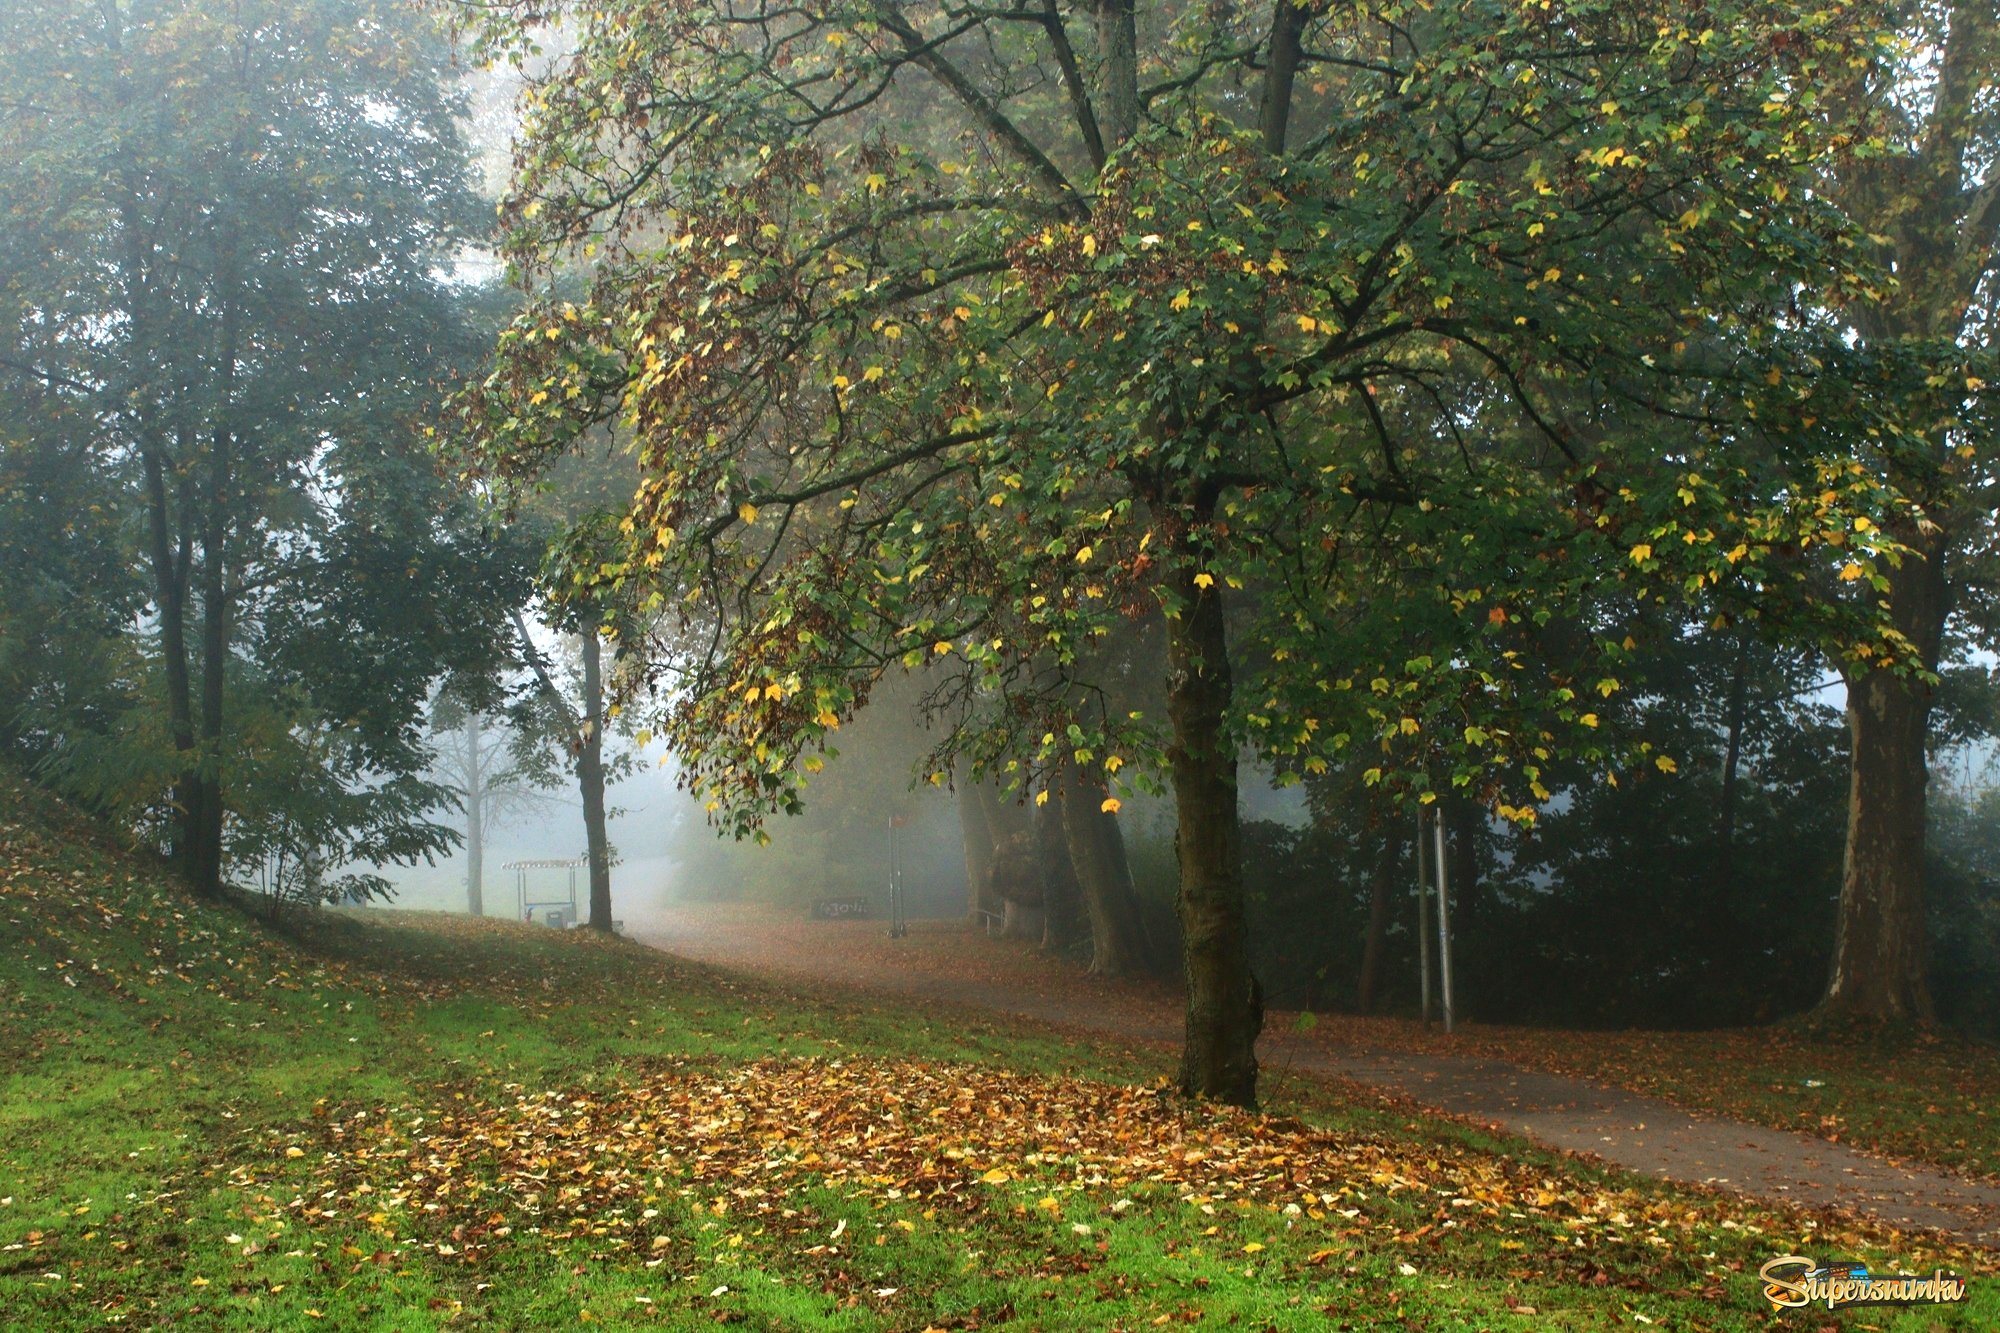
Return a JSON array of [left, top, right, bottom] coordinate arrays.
[[1, 771, 1989, 1330]]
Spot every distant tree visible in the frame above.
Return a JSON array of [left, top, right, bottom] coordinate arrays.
[[1806, 0, 2000, 1022], [0, 0, 520, 895], [430, 696, 560, 916], [510, 607, 640, 932]]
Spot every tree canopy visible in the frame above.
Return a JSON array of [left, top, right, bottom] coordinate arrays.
[[452, 0, 1963, 1102]]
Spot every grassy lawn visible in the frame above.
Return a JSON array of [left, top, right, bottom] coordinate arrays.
[[2, 773, 1991, 1330], [1305, 1012, 2000, 1187]]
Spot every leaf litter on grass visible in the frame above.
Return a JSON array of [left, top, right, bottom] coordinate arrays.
[[239, 1056, 1981, 1296]]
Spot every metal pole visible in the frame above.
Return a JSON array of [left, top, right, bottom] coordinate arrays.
[[1416, 807, 1433, 1024], [1433, 807, 1455, 1034], [888, 815, 905, 938]]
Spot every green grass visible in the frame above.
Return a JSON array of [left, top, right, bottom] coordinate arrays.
[[1, 771, 1991, 1330]]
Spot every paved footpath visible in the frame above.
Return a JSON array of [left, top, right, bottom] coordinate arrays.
[[631, 907, 2000, 1248]]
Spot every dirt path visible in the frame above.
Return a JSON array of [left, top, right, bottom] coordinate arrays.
[[630, 904, 2000, 1248]]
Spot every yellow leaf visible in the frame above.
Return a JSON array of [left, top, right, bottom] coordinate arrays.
[[1628, 543, 1652, 563], [1579, 713, 1599, 728], [1075, 545, 1093, 563], [1170, 289, 1192, 312], [1839, 562, 1864, 581], [739, 502, 760, 524], [1655, 755, 1678, 774], [980, 1168, 1010, 1184], [933, 640, 953, 655], [862, 365, 885, 383], [1100, 798, 1122, 815], [1193, 572, 1215, 589]]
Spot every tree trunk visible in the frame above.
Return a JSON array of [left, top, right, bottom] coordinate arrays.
[[188, 443, 230, 899], [1256, 0, 1308, 154], [579, 626, 613, 932], [956, 768, 999, 927], [1037, 781, 1087, 953], [118, 168, 203, 890], [465, 713, 486, 916], [1716, 634, 1750, 891], [982, 785, 1040, 938], [185, 229, 243, 900], [1166, 565, 1258, 1106], [1822, 533, 1945, 1023], [1446, 796, 1480, 927], [1060, 762, 1152, 976], [141, 442, 199, 879], [1356, 828, 1398, 1014], [1095, 0, 1137, 147]]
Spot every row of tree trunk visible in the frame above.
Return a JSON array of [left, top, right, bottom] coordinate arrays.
[[955, 762, 1158, 979]]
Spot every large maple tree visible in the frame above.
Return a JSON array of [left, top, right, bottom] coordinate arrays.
[[459, 0, 1914, 1102]]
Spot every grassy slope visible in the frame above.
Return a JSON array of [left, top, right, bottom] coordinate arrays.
[[0, 773, 1990, 1331]]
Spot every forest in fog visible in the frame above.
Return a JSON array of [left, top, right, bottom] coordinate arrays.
[[2, 0, 1997, 1106]]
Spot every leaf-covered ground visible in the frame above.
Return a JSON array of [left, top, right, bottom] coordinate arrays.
[[3, 769, 1993, 1329], [641, 902, 2000, 1190]]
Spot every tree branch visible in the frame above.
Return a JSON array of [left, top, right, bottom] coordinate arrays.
[[512, 610, 582, 737], [871, 3, 1087, 216]]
